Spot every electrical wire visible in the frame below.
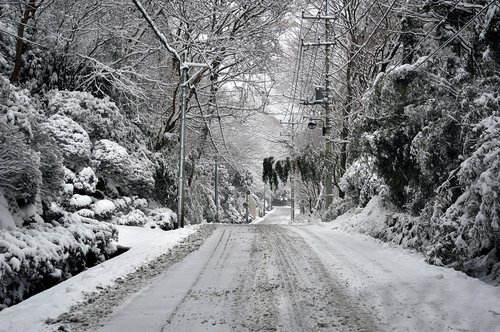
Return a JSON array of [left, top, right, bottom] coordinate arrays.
[[406, 0, 497, 75]]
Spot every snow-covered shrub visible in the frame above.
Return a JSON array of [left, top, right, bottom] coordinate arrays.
[[0, 123, 42, 205], [321, 197, 357, 222], [92, 199, 116, 220], [0, 190, 15, 229], [132, 198, 148, 210], [0, 213, 117, 309], [0, 5, 15, 75], [427, 116, 500, 278], [30, 124, 65, 203], [75, 209, 94, 218], [69, 194, 93, 209], [112, 196, 148, 215], [114, 209, 149, 227], [46, 90, 138, 148], [91, 139, 154, 196], [0, 80, 43, 138], [43, 115, 91, 169], [73, 167, 97, 194], [147, 208, 177, 230], [480, 3, 500, 66], [13, 203, 45, 227], [379, 213, 429, 250], [63, 167, 76, 184], [340, 156, 384, 207]]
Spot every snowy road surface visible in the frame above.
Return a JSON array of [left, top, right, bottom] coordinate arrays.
[[89, 207, 500, 332]]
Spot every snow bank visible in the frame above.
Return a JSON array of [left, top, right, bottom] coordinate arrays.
[[0, 224, 198, 332], [0, 214, 117, 310]]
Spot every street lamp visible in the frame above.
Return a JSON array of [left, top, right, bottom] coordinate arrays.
[[305, 116, 326, 136]]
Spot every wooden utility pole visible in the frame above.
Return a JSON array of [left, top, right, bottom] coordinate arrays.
[[280, 120, 298, 221], [214, 154, 219, 223], [302, 0, 336, 209]]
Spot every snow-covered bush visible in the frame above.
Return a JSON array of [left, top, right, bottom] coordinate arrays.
[[43, 115, 91, 169], [114, 209, 149, 227], [46, 90, 140, 149], [0, 123, 42, 205], [112, 196, 148, 214], [69, 194, 93, 209], [0, 190, 15, 229], [427, 116, 500, 278], [91, 139, 154, 196], [92, 199, 116, 220], [30, 124, 65, 203], [0, 79, 43, 138], [380, 213, 429, 250], [73, 167, 97, 194], [340, 156, 384, 207], [0, 213, 117, 309], [0, 5, 15, 76], [75, 209, 94, 218], [322, 197, 357, 223], [147, 208, 177, 230]]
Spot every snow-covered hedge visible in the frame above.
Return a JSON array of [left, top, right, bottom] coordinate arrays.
[[0, 214, 118, 309]]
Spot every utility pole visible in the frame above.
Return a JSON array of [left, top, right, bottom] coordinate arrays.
[[176, 52, 209, 228], [280, 120, 297, 221], [131, 1, 209, 229], [302, 0, 336, 209], [245, 190, 250, 223], [214, 154, 219, 223], [177, 52, 188, 229], [263, 184, 266, 216]]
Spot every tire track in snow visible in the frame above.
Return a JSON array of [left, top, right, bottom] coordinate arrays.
[[259, 225, 378, 331], [53, 224, 379, 332], [162, 227, 230, 329]]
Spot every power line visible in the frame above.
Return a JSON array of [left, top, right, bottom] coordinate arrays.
[[328, 0, 398, 79], [406, 0, 497, 75], [324, 0, 492, 121]]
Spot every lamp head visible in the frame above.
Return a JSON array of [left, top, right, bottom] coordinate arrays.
[[308, 121, 317, 130]]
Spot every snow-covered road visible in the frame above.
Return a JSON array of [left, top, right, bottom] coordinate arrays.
[[61, 207, 500, 332], [21, 207, 500, 332], [95, 214, 376, 331]]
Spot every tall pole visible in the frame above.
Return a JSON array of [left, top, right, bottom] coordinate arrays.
[[324, 0, 333, 209], [290, 122, 296, 222], [263, 184, 266, 215], [214, 154, 219, 223], [177, 52, 188, 228], [302, 1, 336, 210], [245, 191, 249, 223], [280, 120, 297, 221]]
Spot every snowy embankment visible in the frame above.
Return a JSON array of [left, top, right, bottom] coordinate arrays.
[[0, 225, 198, 332], [302, 197, 500, 331]]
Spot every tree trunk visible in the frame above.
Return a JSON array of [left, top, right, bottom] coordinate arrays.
[[10, 0, 40, 84]]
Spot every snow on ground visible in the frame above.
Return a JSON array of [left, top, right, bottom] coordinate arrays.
[[294, 224, 500, 331], [286, 197, 500, 332], [250, 207, 279, 224], [0, 224, 198, 332]]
